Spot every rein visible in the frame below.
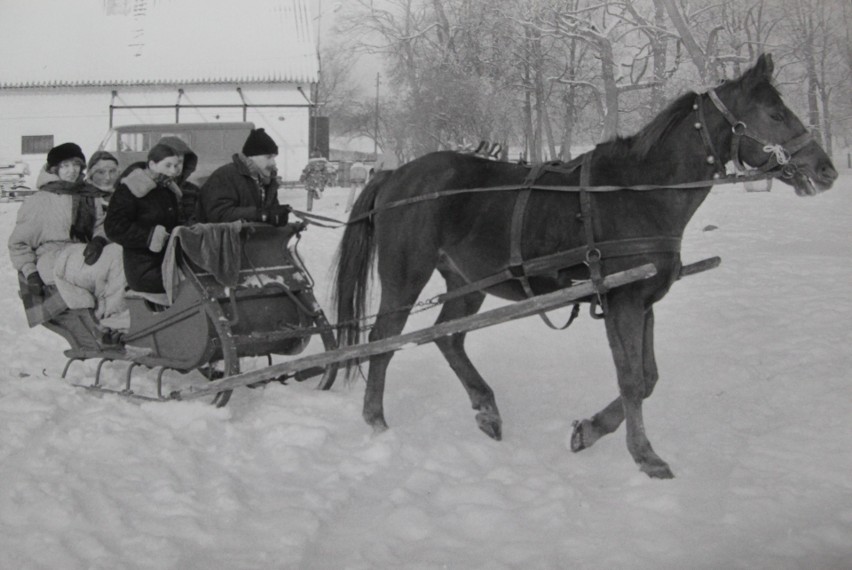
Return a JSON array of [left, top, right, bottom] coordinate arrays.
[[292, 169, 776, 230]]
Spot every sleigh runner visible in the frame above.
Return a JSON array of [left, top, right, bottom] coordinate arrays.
[[24, 223, 339, 405]]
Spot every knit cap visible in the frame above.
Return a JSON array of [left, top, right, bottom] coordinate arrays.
[[87, 150, 118, 171], [242, 128, 278, 156]]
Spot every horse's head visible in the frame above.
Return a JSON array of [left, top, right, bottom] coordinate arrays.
[[713, 53, 837, 196]]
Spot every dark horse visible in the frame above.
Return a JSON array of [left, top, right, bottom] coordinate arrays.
[[333, 54, 837, 478]]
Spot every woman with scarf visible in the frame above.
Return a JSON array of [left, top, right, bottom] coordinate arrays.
[[104, 143, 184, 294], [85, 150, 120, 236], [8, 143, 127, 326]]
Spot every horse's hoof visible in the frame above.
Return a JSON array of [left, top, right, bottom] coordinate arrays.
[[570, 419, 597, 452], [640, 460, 675, 479], [364, 413, 389, 434], [476, 411, 502, 441]]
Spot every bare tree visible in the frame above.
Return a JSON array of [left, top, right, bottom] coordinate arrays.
[[837, 0, 852, 146], [317, 40, 362, 128], [326, 0, 849, 164], [655, 0, 714, 82], [779, 0, 845, 154], [540, 0, 675, 142], [653, 0, 779, 83], [336, 0, 521, 160]]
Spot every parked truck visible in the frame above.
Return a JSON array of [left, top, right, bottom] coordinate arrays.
[[98, 122, 254, 186]]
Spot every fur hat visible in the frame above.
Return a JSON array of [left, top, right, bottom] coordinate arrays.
[[47, 143, 86, 170], [242, 128, 278, 156]]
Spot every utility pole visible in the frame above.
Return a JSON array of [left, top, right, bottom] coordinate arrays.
[[374, 72, 380, 159], [312, 0, 322, 156]]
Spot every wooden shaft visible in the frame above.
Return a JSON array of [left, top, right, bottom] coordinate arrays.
[[174, 263, 657, 401], [679, 256, 721, 278]]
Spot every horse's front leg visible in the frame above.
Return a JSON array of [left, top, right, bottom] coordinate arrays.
[[571, 308, 659, 451], [603, 296, 673, 479]]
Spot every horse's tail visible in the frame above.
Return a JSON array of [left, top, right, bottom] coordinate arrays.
[[332, 170, 391, 372]]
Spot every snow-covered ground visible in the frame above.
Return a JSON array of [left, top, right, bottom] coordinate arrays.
[[1, 176, 850, 570]]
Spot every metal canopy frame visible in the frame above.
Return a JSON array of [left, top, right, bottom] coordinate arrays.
[[108, 87, 315, 127]]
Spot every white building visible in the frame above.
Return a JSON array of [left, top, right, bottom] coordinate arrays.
[[0, 0, 319, 183]]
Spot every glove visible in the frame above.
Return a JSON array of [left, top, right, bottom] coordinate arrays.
[[272, 204, 291, 227], [83, 236, 108, 266], [148, 225, 170, 253], [25, 272, 45, 297], [259, 204, 291, 227]]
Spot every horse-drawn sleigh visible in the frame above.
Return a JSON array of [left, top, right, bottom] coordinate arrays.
[[24, 54, 836, 478]]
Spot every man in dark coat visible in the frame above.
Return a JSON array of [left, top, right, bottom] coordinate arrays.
[[197, 128, 290, 225]]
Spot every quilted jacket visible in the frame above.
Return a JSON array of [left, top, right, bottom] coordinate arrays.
[[8, 168, 106, 283]]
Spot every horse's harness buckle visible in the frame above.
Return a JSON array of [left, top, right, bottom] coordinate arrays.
[[585, 247, 602, 264]]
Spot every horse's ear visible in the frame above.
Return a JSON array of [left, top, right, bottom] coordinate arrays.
[[746, 53, 774, 84]]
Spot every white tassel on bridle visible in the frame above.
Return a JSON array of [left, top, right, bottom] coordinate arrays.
[[762, 144, 791, 165]]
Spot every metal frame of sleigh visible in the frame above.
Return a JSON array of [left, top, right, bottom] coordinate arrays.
[[20, 222, 339, 406]]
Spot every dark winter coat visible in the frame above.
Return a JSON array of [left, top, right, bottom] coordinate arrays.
[[197, 154, 281, 223], [104, 167, 182, 293]]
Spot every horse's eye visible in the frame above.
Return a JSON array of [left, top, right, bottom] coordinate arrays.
[[770, 112, 785, 122]]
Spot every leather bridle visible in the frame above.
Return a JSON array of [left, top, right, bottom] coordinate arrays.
[[698, 88, 814, 179]]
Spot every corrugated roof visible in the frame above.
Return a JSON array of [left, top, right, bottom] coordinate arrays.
[[0, 0, 318, 88]]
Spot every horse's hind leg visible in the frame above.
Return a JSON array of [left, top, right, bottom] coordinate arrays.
[[434, 269, 501, 440], [362, 265, 435, 434], [571, 308, 659, 451]]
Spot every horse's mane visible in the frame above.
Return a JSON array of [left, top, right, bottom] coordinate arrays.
[[610, 90, 699, 161], [609, 70, 783, 162]]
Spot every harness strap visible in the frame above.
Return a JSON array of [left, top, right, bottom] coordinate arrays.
[[509, 190, 531, 270], [435, 149, 679, 325], [707, 89, 739, 125], [522, 159, 581, 186], [435, 236, 682, 306], [696, 95, 727, 176], [578, 152, 609, 318], [290, 209, 348, 228], [508, 187, 575, 328], [507, 156, 596, 329]]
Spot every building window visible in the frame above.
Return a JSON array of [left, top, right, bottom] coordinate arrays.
[[22, 135, 54, 154]]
